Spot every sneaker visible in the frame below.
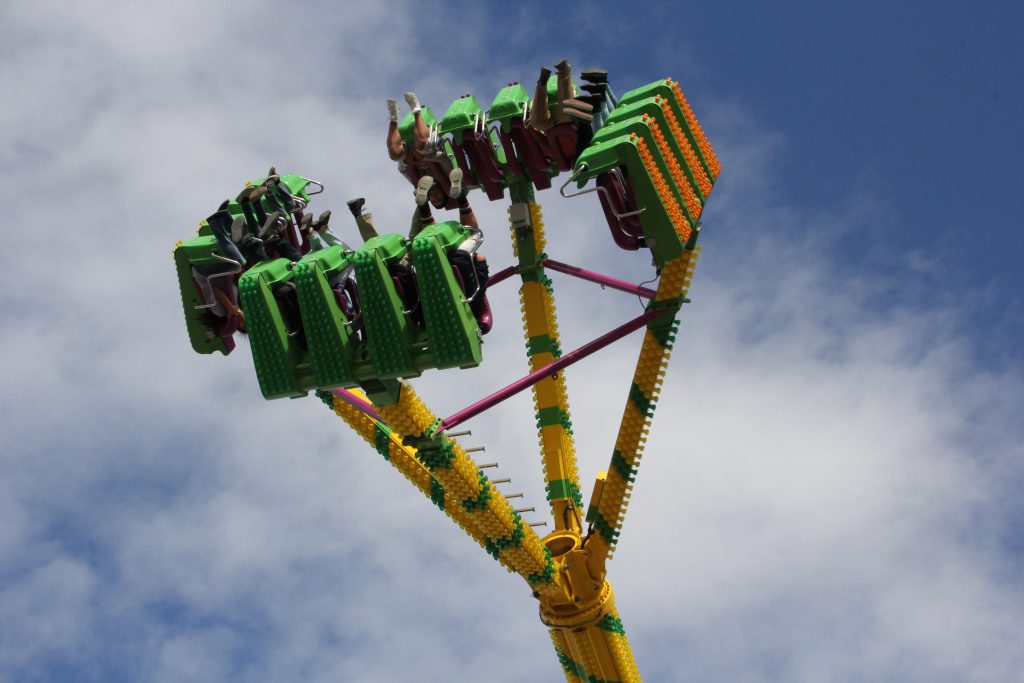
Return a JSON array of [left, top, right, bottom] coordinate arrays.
[[449, 168, 463, 199], [230, 216, 246, 242], [217, 198, 230, 211], [236, 186, 255, 203], [404, 92, 421, 112], [387, 99, 399, 120], [554, 58, 570, 73], [415, 175, 434, 206], [299, 213, 314, 236], [537, 66, 552, 85], [347, 197, 365, 217], [580, 68, 608, 83]]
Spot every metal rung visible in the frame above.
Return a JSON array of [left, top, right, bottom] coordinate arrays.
[[514, 507, 535, 514], [528, 521, 547, 528], [464, 446, 486, 453], [477, 462, 498, 469], [490, 478, 510, 485], [447, 430, 472, 438], [504, 492, 523, 499]]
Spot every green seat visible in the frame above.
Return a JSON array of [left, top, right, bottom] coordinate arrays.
[[239, 258, 313, 400], [354, 233, 420, 380], [440, 96, 486, 144], [617, 81, 717, 183], [574, 135, 688, 267], [292, 246, 358, 389], [488, 83, 531, 132], [173, 234, 240, 355], [411, 221, 483, 370], [399, 106, 439, 147], [599, 97, 707, 206], [589, 116, 699, 228]]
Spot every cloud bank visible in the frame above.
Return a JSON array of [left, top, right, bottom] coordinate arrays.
[[1, 2, 1021, 681]]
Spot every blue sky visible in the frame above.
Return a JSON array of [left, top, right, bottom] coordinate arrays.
[[1, 1, 1022, 681]]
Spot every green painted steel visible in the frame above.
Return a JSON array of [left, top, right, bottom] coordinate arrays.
[[587, 117, 697, 227], [618, 80, 716, 181], [488, 83, 531, 131], [173, 235, 234, 356], [596, 614, 626, 635], [410, 221, 483, 370], [354, 234, 419, 379], [609, 450, 637, 484], [439, 95, 485, 144], [600, 97, 706, 202], [545, 479, 583, 508], [292, 246, 357, 388], [554, 647, 621, 683], [398, 106, 438, 146], [239, 258, 312, 399], [574, 136, 683, 267]]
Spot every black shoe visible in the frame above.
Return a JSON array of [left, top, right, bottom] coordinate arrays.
[[259, 210, 285, 240], [268, 179, 298, 212], [347, 198, 365, 217], [537, 66, 551, 85], [580, 83, 608, 97], [236, 186, 255, 204], [217, 198, 230, 211], [580, 68, 608, 83], [206, 207, 232, 228], [555, 58, 570, 73], [577, 94, 603, 108], [314, 209, 332, 231], [300, 213, 314, 236]]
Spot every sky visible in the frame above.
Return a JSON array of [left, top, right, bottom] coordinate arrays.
[[1, 1, 1022, 681]]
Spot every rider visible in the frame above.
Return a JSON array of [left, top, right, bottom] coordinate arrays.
[[346, 167, 491, 332]]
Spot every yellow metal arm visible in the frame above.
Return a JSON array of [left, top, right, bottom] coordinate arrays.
[[510, 200, 584, 533]]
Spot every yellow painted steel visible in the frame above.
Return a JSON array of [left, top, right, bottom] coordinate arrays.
[[590, 248, 700, 564], [376, 382, 561, 594], [325, 391, 488, 550], [544, 584, 643, 682], [511, 201, 583, 533]]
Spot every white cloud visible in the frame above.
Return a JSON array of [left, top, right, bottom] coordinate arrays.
[[0, 2, 1021, 682]]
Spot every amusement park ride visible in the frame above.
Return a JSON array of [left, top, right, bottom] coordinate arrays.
[[174, 64, 719, 682]]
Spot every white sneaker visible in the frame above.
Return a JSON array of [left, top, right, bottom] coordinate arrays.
[[415, 175, 434, 206], [387, 99, 399, 120], [449, 168, 463, 199], [404, 92, 421, 112]]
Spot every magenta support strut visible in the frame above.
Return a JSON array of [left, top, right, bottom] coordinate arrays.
[[438, 306, 672, 432]]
